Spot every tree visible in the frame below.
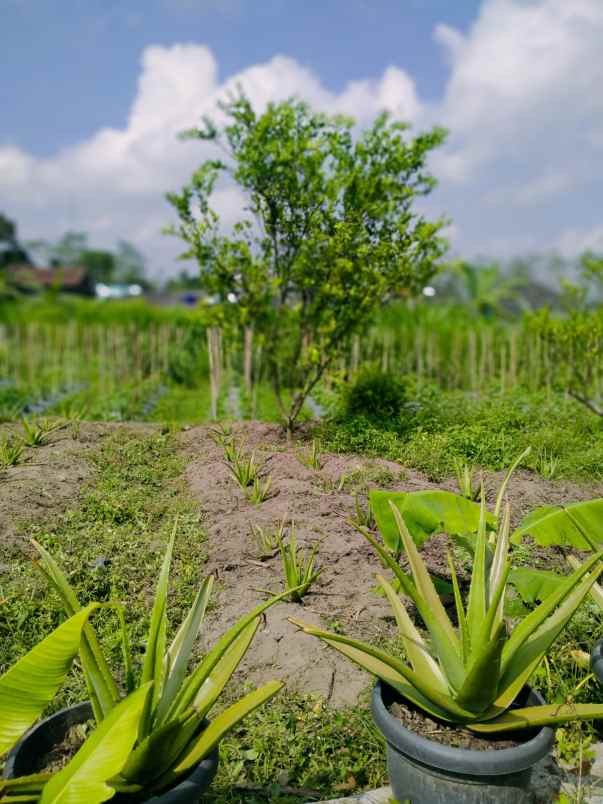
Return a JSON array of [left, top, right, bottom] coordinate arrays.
[[167, 93, 448, 432], [114, 240, 149, 286], [0, 212, 31, 299], [437, 260, 524, 318], [79, 250, 116, 284]]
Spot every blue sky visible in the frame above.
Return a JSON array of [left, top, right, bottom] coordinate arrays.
[[3, 0, 481, 156], [2, 0, 603, 279]]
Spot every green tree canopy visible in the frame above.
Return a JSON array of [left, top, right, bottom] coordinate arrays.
[[167, 92, 448, 431]]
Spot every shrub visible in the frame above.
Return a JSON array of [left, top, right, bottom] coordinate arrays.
[[343, 368, 406, 423]]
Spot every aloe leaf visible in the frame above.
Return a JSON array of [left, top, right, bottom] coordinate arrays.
[[469, 703, 603, 733], [302, 633, 457, 722], [389, 505, 463, 682], [466, 492, 488, 652], [140, 523, 177, 736], [456, 622, 505, 714], [370, 489, 496, 551], [377, 575, 447, 692], [154, 681, 283, 791], [510, 499, 603, 549], [155, 577, 214, 726], [32, 541, 119, 721], [356, 522, 464, 690], [168, 586, 300, 720], [0, 773, 50, 797], [567, 555, 603, 610], [192, 618, 259, 717], [39, 683, 152, 804], [494, 447, 531, 521], [502, 550, 603, 673], [290, 620, 474, 722], [0, 605, 98, 756], [493, 560, 603, 716], [118, 710, 200, 786], [447, 554, 469, 665]]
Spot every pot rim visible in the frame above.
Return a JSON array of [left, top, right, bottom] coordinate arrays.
[[3, 700, 219, 800], [371, 679, 554, 776]]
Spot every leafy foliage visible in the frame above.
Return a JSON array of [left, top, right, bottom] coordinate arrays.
[[167, 93, 447, 431]]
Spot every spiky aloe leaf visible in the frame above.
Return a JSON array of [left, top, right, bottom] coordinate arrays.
[[469, 702, 603, 733]]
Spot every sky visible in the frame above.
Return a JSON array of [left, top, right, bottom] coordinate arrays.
[[2, 0, 603, 280]]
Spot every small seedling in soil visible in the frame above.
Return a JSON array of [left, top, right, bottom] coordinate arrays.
[[453, 457, 480, 500], [226, 449, 262, 489], [251, 519, 287, 559], [209, 423, 233, 447], [536, 448, 560, 480], [247, 474, 273, 504], [279, 526, 322, 602], [297, 439, 322, 471], [0, 435, 24, 468], [351, 492, 376, 530], [21, 417, 64, 447]]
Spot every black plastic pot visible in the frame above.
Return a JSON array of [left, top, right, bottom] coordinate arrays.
[[3, 702, 219, 804], [591, 638, 603, 686], [371, 680, 554, 804]]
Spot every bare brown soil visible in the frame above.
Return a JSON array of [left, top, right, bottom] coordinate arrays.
[[179, 422, 603, 707]]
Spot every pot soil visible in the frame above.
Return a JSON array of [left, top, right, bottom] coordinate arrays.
[[3, 702, 219, 804], [372, 679, 554, 804]]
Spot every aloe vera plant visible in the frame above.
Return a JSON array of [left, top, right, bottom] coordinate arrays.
[[32, 524, 295, 798], [292, 499, 603, 733], [279, 527, 322, 602]]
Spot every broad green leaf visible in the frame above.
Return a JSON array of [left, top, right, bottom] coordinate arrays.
[[370, 490, 496, 551], [510, 499, 603, 549], [32, 540, 119, 721], [39, 683, 152, 804], [0, 605, 98, 756], [377, 574, 447, 692], [469, 703, 603, 733], [154, 681, 283, 792], [508, 567, 564, 604], [389, 505, 464, 691], [155, 576, 214, 726]]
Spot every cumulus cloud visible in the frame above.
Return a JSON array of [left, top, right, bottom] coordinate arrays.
[[2, 0, 603, 279]]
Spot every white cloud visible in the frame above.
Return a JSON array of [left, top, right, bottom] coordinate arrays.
[[2, 0, 603, 280]]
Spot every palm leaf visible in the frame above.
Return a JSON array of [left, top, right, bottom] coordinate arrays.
[[370, 489, 496, 551], [510, 500, 603, 549], [39, 683, 152, 804], [32, 540, 119, 721], [0, 605, 98, 756]]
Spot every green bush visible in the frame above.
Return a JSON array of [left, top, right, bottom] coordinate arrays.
[[343, 367, 406, 423]]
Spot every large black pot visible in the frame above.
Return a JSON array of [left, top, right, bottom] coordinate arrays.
[[3, 702, 219, 804], [591, 638, 603, 686], [371, 680, 554, 804]]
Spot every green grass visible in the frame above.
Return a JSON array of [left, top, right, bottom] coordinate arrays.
[[0, 425, 389, 800], [318, 386, 603, 483], [0, 429, 208, 709], [203, 689, 387, 804]]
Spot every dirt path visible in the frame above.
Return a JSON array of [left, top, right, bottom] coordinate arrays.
[[179, 422, 603, 706]]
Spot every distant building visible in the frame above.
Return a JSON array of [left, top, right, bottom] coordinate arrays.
[[95, 283, 143, 300], [6, 264, 95, 296]]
